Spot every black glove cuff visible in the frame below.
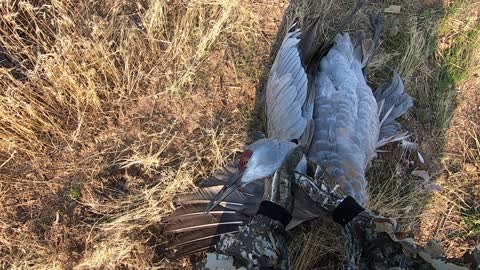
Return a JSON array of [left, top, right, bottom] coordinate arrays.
[[332, 196, 365, 226], [257, 201, 292, 227]]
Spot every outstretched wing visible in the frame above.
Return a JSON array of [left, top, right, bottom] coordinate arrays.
[[266, 21, 319, 144], [161, 162, 326, 258], [375, 73, 413, 147], [160, 171, 264, 258], [161, 20, 327, 259]]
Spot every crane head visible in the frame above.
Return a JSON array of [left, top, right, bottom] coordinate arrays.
[[205, 139, 298, 213]]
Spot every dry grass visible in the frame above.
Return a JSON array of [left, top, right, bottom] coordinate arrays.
[[288, 218, 345, 270], [418, 0, 480, 258], [1, 0, 479, 269], [0, 0, 284, 268]]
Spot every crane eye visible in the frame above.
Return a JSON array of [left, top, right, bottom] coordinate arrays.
[[238, 149, 253, 172]]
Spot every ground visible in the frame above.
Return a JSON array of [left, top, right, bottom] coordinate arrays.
[[0, 0, 479, 269]]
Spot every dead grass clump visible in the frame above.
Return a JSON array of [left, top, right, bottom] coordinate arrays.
[[0, 0, 284, 268], [368, 166, 431, 232], [288, 218, 345, 270], [0, 0, 262, 157]]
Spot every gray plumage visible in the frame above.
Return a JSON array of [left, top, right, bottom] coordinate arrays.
[[308, 32, 380, 206], [161, 17, 413, 258], [375, 72, 413, 140], [266, 26, 313, 143]]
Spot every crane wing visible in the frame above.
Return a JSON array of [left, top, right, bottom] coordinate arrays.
[[265, 22, 319, 144], [160, 169, 263, 259], [160, 163, 324, 258]]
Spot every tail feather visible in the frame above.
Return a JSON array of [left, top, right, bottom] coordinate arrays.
[[173, 186, 250, 209], [162, 204, 236, 223], [161, 202, 249, 259], [164, 212, 248, 234], [162, 241, 217, 259], [167, 225, 240, 249], [375, 73, 413, 142], [161, 170, 262, 259], [376, 132, 411, 149]]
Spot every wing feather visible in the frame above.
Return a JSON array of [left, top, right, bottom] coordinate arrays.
[[161, 20, 329, 259], [266, 28, 311, 142]]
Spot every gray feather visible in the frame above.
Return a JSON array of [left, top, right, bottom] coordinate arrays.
[[298, 17, 321, 68], [308, 33, 380, 206], [266, 26, 310, 142], [167, 225, 240, 249], [164, 212, 248, 234], [375, 73, 413, 139]]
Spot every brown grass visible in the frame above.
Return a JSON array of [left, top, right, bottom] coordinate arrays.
[[1, 0, 479, 269], [288, 218, 345, 270], [0, 0, 284, 268]]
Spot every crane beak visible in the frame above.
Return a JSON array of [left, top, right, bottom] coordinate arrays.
[[204, 172, 243, 214]]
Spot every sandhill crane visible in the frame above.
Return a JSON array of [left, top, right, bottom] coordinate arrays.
[[160, 11, 412, 258]]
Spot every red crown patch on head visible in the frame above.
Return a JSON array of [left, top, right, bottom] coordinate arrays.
[[239, 149, 253, 172]]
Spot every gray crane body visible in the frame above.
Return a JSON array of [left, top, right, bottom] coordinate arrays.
[[160, 16, 413, 258]]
